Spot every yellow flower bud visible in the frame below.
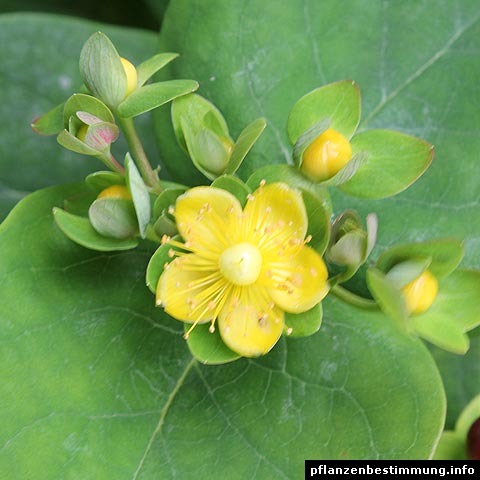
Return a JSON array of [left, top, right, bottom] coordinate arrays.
[[301, 128, 352, 181], [76, 124, 89, 142], [120, 57, 137, 97], [97, 185, 132, 200], [401, 269, 438, 315]]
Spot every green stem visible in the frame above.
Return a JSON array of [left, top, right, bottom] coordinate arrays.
[[331, 284, 379, 310], [117, 116, 161, 191], [98, 152, 124, 174]]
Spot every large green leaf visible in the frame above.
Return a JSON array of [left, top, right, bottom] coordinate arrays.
[[0, 13, 158, 220], [0, 186, 444, 478]]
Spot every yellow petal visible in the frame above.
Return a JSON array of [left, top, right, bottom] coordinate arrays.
[[266, 246, 329, 313], [218, 285, 284, 357], [157, 255, 225, 324], [243, 183, 307, 252], [174, 187, 243, 252]]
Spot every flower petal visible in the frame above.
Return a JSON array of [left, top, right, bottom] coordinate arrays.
[[218, 285, 284, 357], [157, 255, 224, 324], [266, 245, 329, 313], [243, 183, 308, 250], [174, 186, 243, 252]]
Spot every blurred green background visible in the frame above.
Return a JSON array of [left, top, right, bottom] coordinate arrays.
[[0, 0, 167, 29]]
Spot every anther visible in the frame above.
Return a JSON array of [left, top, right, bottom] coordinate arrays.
[[208, 301, 216, 310], [247, 194, 255, 202], [286, 327, 293, 335], [161, 234, 171, 245], [265, 206, 272, 213], [168, 206, 175, 215], [209, 324, 215, 333], [259, 179, 266, 187], [305, 234, 312, 244], [310, 268, 318, 277], [168, 249, 175, 258]]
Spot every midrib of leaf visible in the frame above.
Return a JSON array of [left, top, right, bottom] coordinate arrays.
[[131, 356, 197, 480], [360, 13, 480, 128]]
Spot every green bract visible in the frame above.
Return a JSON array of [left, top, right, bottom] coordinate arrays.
[[172, 94, 266, 180], [367, 239, 480, 354], [285, 80, 434, 197]]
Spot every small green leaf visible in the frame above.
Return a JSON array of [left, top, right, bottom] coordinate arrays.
[[385, 257, 432, 289], [63, 93, 114, 126], [172, 93, 230, 153], [285, 303, 322, 337], [53, 207, 138, 251], [433, 432, 467, 460], [125, 154, 151, 238], [79, 32, 127, 108], [287, 80, 361, 144], [145, 237, 182, 294], [247, 164, 332, 212], [118, 80, 199, 118], [367, 268, 408, 330], [225, 117, 267, 174], [88, 197, 138, 239], [185, 324, 240, 365], [377, 239, 464, 279], [136, 52, 179, 87], [301, 190, 330, 255], [153, 188, 186, 220], [411, 311, 469, 355], [153, 214, 178, 237], [292, 119, 330, 167], [435, 270, 480, 332], [317, 151, 367, 187], [85, 171, 125, 192], [57, 130, 99, 156], [340, 130, 434, 199], [31, 102, 64, 135], [328, 230, 366, 267], [211, 175, 251, 207]]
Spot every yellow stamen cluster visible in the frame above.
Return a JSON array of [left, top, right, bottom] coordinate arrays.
[[156, 182, 329, 357], [401, 269, 438, 315], [301, 128, 352, 181]]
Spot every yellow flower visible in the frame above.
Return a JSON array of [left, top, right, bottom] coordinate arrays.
[[157, 182, 329, 357]]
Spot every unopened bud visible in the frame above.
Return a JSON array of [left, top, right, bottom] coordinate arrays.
[[301, 128, 352, 181]]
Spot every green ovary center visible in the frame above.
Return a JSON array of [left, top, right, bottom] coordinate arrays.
[[219, 242, 262, 286]]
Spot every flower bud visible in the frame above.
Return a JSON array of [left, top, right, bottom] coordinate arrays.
[[301, 128, 352, 181], [401, 269, 438, 315], [97, 185, 132, 201], [120, 57, 137, 97]]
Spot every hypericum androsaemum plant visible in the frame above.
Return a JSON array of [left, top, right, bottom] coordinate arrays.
[[31, 33, 480, 365]]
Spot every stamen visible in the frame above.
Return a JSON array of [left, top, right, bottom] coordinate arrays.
[[161, 234, 171, 245], [209, 323, 215, 333], [286, 327, 293, 335]]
